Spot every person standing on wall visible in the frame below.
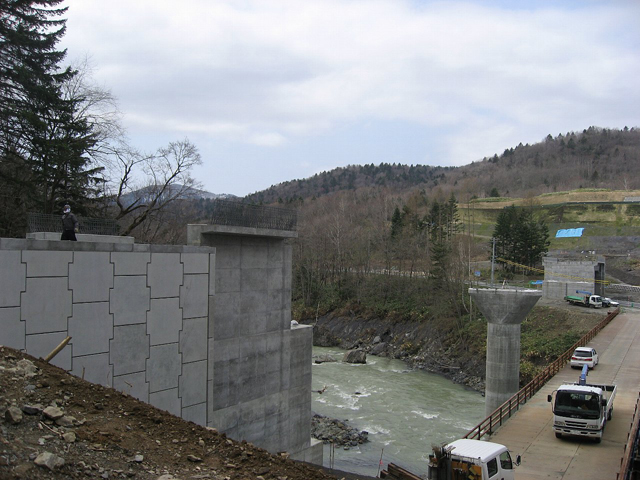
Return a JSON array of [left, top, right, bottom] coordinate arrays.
[[61, 204, 79, 241]]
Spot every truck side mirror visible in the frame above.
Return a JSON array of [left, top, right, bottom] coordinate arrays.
[[601, 398, 606, 407], [547, 394, 552, 402], [515, 455, 521, 466]]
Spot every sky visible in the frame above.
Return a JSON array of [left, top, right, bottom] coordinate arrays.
[[59, 0, 640, 197]]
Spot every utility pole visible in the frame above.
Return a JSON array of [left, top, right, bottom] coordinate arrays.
[[491, 237, 496, 287]]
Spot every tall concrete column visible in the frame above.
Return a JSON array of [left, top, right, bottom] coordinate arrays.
[[469, 288, 541, 417]]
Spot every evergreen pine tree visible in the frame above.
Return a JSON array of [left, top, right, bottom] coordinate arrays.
[[0, 0, 101, 236]]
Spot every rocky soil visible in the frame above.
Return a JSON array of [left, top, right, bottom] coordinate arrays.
[[0, 346, 375, 480]]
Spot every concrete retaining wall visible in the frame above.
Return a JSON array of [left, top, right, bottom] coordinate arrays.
[[543, 257, 606, 299], [0, 234, 319, 463]]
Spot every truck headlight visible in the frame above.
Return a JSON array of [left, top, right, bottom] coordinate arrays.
[[555, 421, 565, 427], [589, 425, 599, 429]]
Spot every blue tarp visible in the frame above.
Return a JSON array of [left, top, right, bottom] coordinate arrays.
[[556, 228, 584, 238]]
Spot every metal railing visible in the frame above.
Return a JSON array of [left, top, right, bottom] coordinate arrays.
[[618, 392, 640, 480], [464, 308, 620, 440], [209, 199, 297, 232], [27, 213, 119, 236]]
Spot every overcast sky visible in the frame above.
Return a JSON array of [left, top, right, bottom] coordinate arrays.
[[60, 0, 640, 197]]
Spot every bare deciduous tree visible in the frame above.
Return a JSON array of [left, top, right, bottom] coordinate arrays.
[[111, 138, 202, 237]]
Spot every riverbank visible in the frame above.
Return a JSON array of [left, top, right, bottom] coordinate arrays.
[[302, 302, 606, 393], [304, 313, 486, 392]]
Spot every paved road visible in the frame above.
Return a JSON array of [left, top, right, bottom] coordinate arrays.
[[488, 309, 640, 479]]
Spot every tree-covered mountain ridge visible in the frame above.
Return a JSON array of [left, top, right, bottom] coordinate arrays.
[[246, 126, 640, 205]]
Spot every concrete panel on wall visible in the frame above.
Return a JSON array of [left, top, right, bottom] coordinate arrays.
[[21, 277, 72, 334], [211, 292, 239, 319], [0, 307, 25, 350], [148, 297, 182, 346], [69, 302, 113, 356], [22, 250, 71, 278], [148, 253, 183, 298], [267, 268, 284, 291], [213, 245, 240, 269], [241, 268, 267, 292], [210, 312, 238, 341], [240, 313, 267, 336], [111, 252, 150, 276], [241, 245, 268, 269], [238, 398, 266, 445], [110, 275, 150, 325], [264, 332, 283, 395], [149, 388, 181, 417], [209, 404, 239, 438], [180, 317, 208, 363], [26, 331, 71, 370], [238, 335, 266, 402], [266, 311, 283, 333], [113, 371, 149, 402], [182, 403, 207, 425], [180, 360, 207, 407], [182, 253, 210, 274], [268, 290, 284, 312], [180, 274, 209, 319], [240, 291, 268, 315], [69, 252, 113, 303], [110, 324, 149, 376], [211, 338, 239, 410], [147, 343, 181, 393], [71, 353, 112, 386], [0, 251, 25, 308], [215, 268, 240, 294], [267, 244, 284, 267], [209, 254, 216, 295]]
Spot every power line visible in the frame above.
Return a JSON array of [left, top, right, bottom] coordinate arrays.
[[495, 257, 611, 285]]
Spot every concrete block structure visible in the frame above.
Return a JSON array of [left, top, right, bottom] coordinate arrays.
[[187, 223, 318, 460], [0, 220, 320, 464], [469, 288, 542, 416], [543, 256, 606, 299]]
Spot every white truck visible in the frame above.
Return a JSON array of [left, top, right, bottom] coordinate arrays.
[[563, 293, 603, 308], [547, 364, 616, 443], [426, 439, 520, 480]]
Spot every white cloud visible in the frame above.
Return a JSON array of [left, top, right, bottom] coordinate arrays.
[[60, 0, 640, 193]]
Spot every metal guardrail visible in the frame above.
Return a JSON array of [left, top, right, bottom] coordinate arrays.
[[618, 392, 640, 480], [209, 199, 297, 231], [26, 213, 119, 236], [464, 308, 620, 440]]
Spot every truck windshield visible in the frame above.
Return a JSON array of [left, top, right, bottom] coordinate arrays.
[[555, 391, 600, 419]]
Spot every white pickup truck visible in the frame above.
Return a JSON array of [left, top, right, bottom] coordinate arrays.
[[547, 365, 616, 443], [427, 439, 520, 480]]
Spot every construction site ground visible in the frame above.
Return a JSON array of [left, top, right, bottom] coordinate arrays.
[[0, 346, 376, 480]]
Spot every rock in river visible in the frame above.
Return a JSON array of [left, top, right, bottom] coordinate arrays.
[[343, 349, 367, 364]]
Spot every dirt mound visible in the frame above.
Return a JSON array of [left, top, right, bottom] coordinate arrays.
[[0, 346, 362, 480]]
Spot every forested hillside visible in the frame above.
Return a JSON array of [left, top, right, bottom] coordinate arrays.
[[246, 127, 640, 205]]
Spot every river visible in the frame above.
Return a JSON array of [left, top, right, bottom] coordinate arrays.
[[311, 346, 485, 477]]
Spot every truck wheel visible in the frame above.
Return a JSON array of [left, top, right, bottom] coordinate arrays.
[[595, 437, 601, 444], [555, 432, 562, 439]]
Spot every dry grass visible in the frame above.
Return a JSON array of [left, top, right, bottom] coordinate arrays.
[[462, 189, 640, 210]]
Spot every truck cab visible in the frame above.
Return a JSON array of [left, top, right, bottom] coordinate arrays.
[[547, 365, 616, 443], [428, 439, 520, 480]]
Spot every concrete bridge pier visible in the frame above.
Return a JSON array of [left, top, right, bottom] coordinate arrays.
[[469, 288, 542, 417]]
